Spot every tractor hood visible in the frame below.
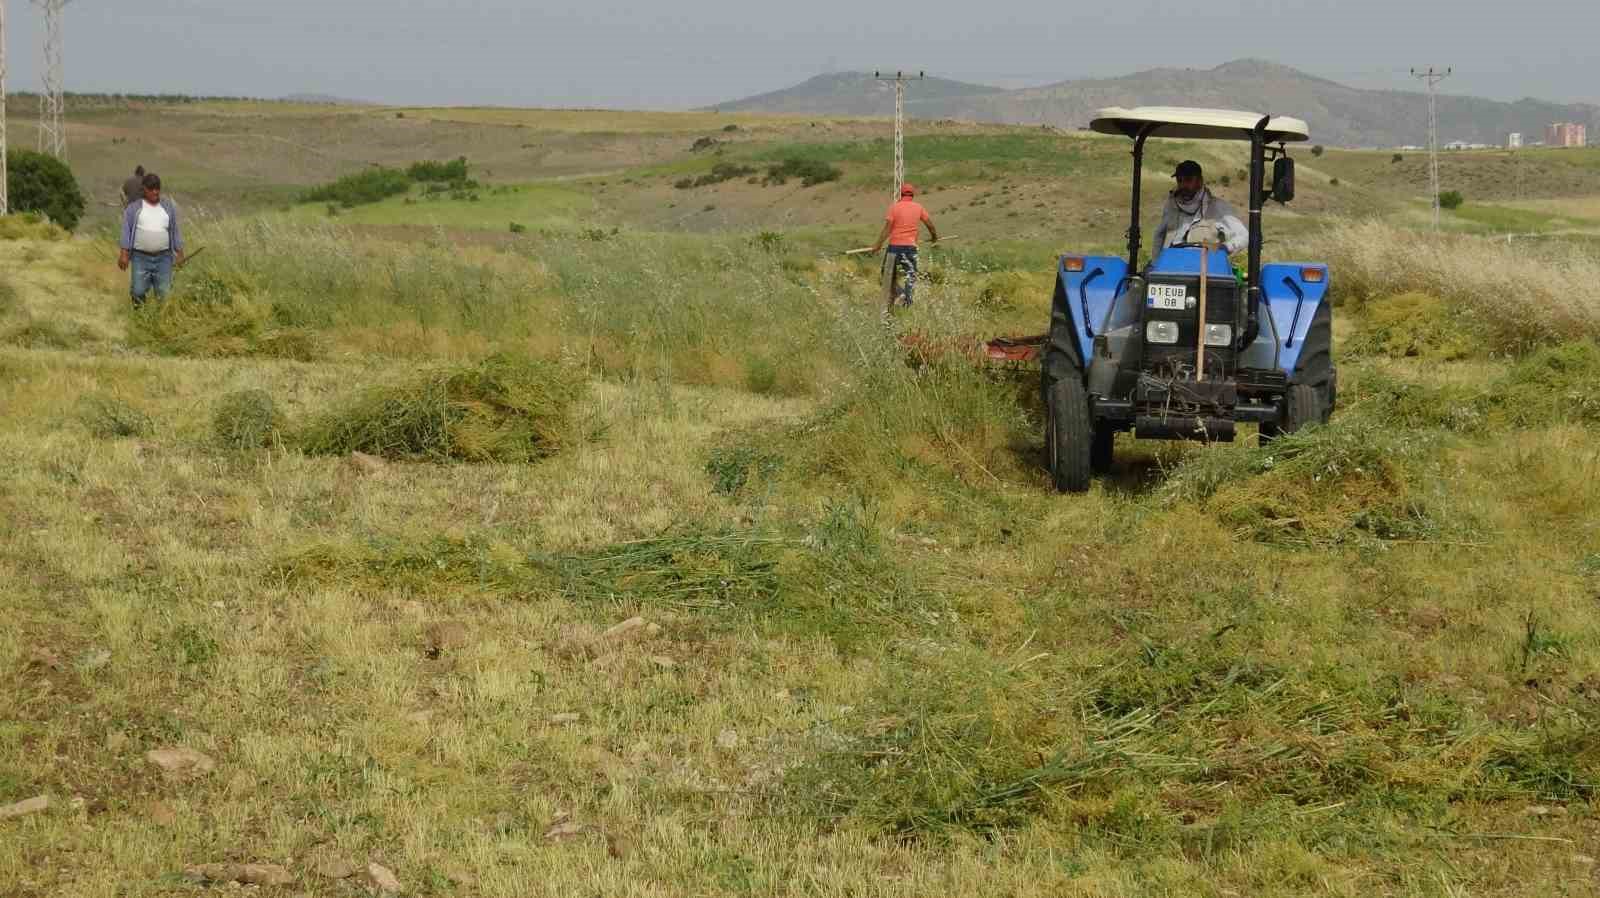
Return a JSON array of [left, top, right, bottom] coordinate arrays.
[[1091, 107, 1310, 143]]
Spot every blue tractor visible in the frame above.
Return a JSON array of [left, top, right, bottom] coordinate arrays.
[[1038, 107, 1336, 492]]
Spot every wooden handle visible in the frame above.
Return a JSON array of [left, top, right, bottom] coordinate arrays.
[[1195, 242, 1211, 382]]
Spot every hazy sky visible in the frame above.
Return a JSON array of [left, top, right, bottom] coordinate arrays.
[[5, 0, 1595, 108]]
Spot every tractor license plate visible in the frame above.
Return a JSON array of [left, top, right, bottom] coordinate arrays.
[[1147, 284, 1189, 310]]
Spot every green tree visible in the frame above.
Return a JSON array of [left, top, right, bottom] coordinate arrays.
[[6, 150, 87, 231], [1311, 145, 1325, 157], [1439, 190, 1464, 210]]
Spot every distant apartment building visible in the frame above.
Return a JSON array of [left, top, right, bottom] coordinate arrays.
[[1546, 122, 1588, 148], [1508, 132, 1523, 149]]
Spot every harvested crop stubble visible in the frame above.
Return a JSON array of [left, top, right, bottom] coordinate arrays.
[[298, 354, 586, 462]]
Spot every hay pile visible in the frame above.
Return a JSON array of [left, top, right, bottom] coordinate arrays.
[[212, 390, 285, 450], [126, 271, 321, 361], [298, 354, 585, 462]]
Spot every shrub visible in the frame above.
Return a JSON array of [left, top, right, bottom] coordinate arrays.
[[6, 149, 86, 231], [1392, 153, 1405, 164], [1312, 145, 1325, 157], [405, 157, 469, 183], [763, 157, 843, 188], [1329, 178, 1341, 187], [1439, 190, 1464, 210], [509, 222, 527, 234], [675, 162, 757, 189], [212, 389, 285, 450], [297, 354, 586, 463], [301, 167, 411, 206], [77, 394, 153, 438]]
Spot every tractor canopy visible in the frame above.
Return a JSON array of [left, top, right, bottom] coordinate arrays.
[[1089, 107, 1310, 144]]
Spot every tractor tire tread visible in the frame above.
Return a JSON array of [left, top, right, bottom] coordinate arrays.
[[1047, 378, 1094, 493]]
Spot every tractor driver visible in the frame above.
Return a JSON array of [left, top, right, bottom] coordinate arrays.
[[1151, 160, 1248, 257]]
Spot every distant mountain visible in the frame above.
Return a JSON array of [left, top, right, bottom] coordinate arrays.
[[708, 72, 1004, 117], [716, 60, 1599, 148]]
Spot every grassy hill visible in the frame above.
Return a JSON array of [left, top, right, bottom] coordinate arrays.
[[718, 59, 1600, 148], [1, 102, 1599, 896]]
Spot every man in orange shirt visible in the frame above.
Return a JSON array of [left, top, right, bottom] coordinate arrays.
[[870, 183, 939, 309]]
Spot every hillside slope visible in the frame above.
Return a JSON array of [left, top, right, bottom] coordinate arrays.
[[720, 60, 1600, 148], [708, 72, 1005, 117]]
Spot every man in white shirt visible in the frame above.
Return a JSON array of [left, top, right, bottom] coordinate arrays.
[[118, 173, 186, 307], [1150, 161, 1248, 257]]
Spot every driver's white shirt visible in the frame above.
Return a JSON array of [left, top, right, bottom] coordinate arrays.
[[1152, 189, 1248, 255]]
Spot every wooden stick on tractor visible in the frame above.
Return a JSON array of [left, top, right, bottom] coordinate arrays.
[[1195, 241, 1211, 382]]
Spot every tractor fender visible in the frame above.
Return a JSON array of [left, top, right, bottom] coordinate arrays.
[[1258, 263, 1330, 375], [1041, 255, 1130, 399]]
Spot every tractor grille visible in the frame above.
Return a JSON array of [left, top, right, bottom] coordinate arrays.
[[1141, 276, 1239, 380]]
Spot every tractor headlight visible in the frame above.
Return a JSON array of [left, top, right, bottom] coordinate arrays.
[[1204, 324, 1234, 347], [1145, 321, 1180, 345]]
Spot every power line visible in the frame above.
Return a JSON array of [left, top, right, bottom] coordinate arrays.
[[874, 70, 922, 198], [1411, 66, 1451, 231]]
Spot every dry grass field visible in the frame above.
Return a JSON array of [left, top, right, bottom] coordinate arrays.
[[2, 101, 1600, 897]]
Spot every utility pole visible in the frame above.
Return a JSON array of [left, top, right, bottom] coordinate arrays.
[[32, 0, 69, 159], [1, 0, 9, 215], [1411, 66, 1451, 230], [874, 70, 922, 198]]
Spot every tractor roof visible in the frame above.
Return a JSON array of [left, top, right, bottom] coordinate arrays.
[[1090, 107, 1310, 143]]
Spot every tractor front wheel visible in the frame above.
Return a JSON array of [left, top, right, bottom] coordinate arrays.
[[1261, 384, 1321, 443], [1046, 378, 1094, 493]]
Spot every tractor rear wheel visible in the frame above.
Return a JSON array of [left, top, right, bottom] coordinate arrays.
[[1046, 378, 1093, 493], [1261, 384, 1321, 443]]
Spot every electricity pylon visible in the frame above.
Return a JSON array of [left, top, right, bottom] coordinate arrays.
[[874, 70, 923, 198]]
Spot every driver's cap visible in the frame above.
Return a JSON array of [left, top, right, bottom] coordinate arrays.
[[1173, 160, 1203, 179]]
